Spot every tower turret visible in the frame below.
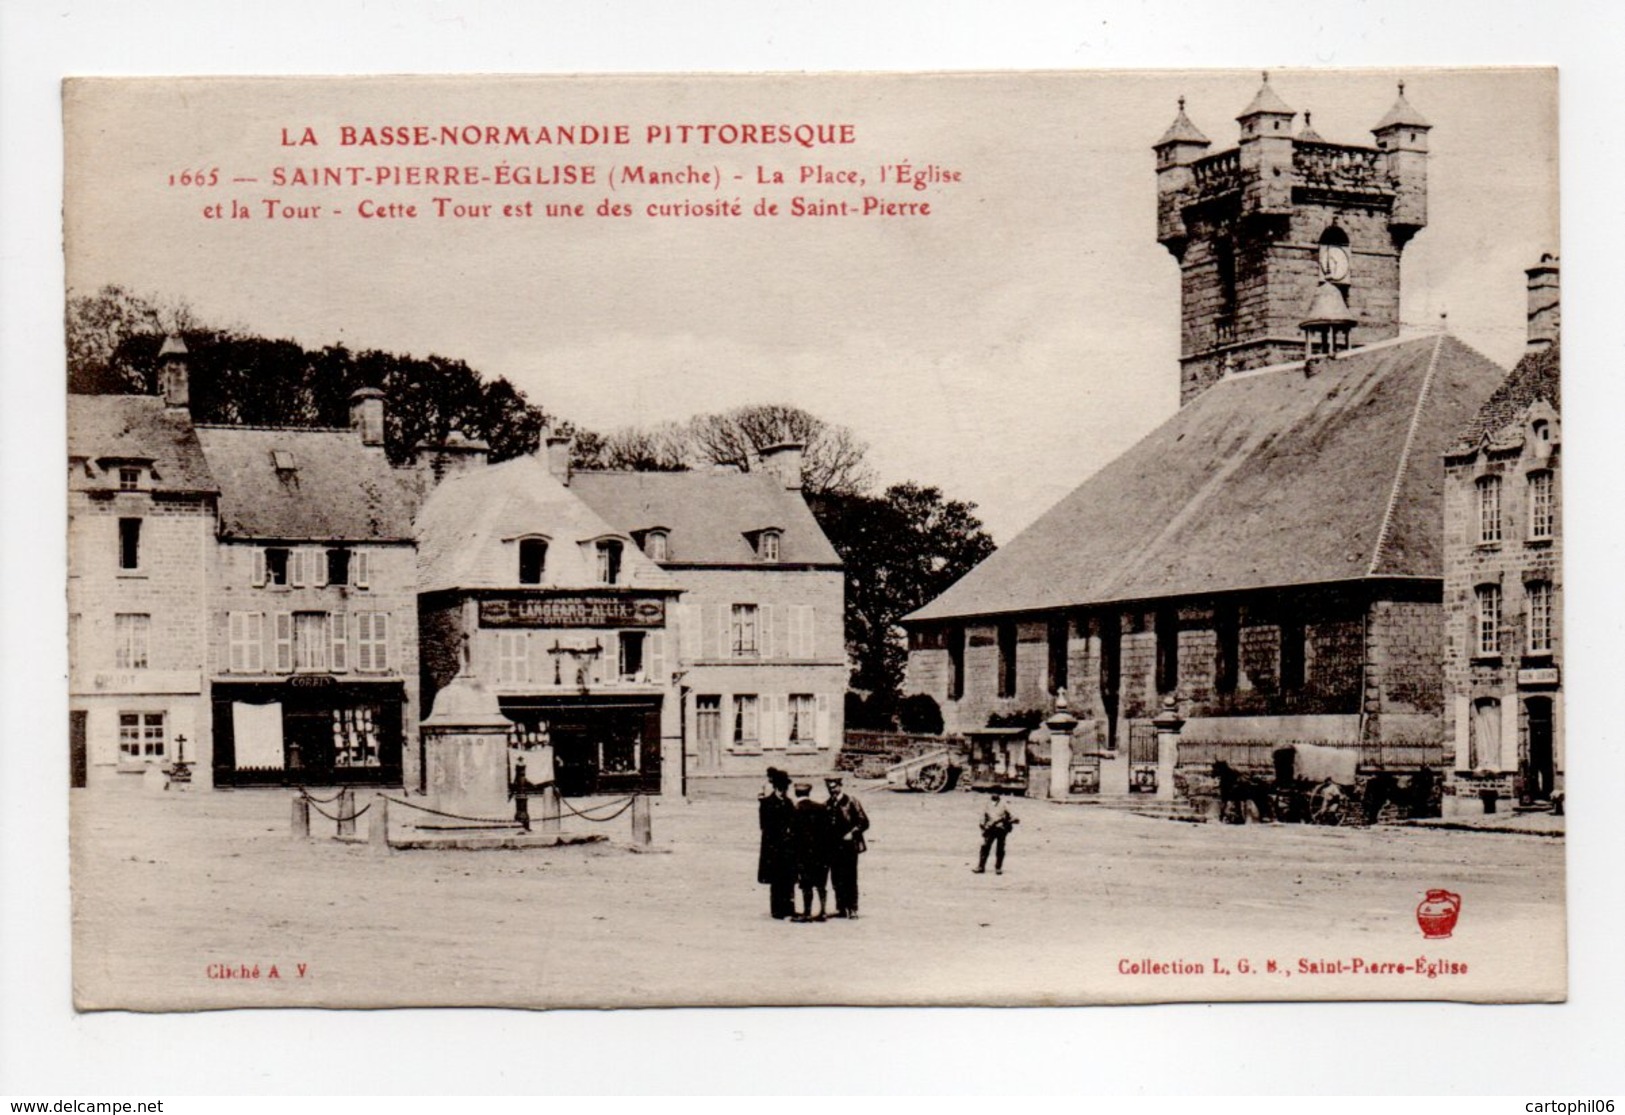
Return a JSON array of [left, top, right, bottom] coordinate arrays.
[[1153, 97, 1211, 258], [1236, 73, 1297, 216], [1371, 80, 1431, 245]]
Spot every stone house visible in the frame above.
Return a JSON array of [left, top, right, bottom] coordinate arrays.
[[903, 79, 1505, 778], [195, 385, 421, 790], [414, 437, 685, 796], [572, 444, 846, 786], [1442, 256, 1562, 811], [67, 341, 218, 786]]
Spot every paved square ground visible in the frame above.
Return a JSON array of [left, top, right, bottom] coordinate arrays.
[[71, 781, 1565, 1008]]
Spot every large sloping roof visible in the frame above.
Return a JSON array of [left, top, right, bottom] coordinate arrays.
[[1447, 342, 1560, 456], [67, 394, 216, 494], [416, 454, 679, 594], [195, 425, 418, 541], [570, 470, 841, 566], [907, 333, 1505, 622]]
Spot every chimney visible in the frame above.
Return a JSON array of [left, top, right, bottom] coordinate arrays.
[[759, 441, 804, 492], [157, 335, 189, 409], [1525, 253, 1560, 352], [414, 430, 489, 486], [349, 387, 387, 447], [543, 426, 573, 485]]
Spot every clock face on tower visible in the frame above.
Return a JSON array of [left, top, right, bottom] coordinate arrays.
[[1319, 243, 1351, 283]]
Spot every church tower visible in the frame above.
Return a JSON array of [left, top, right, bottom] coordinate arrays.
[[1155, 76, 1430, 404]]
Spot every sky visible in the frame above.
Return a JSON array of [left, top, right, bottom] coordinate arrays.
[[64, 70, 1556, 542]]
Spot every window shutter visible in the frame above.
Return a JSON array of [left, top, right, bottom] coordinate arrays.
[[679, 604, 700, 663], [289, 549, 305, 587], [719, 606, 731, 660], [771, 694, 788, 748], [228, 612, 245, 672], [274, 612, 293, 673], [760, 604, 776, 659], [801, 606, 817, 658], [251, 548, 266, 587], [247, 613, 264, 672], [312, 548, 328, 587], [649, 631, 666, 684], [816, 693, 832, 749], [787, 606, 803, 659], [330, 612, 347, 672], [354, 550, 370, 589]]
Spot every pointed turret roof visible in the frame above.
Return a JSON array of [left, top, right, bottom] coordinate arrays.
[[158, 334, 188, 358], [1237, 73, 1294, 119], [1297, 111, 1324, 142], [1155, 97, 1210, 147], [1374, 81, 1431, 130]]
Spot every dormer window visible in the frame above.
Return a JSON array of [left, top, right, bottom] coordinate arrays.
[[118, 467, 141, 491], [1531, 419, 1550, 446], [759, 530, 782, 563], [596, 540, 623, 586], [644, 530, 669, 562], [519, 538, 548, 585]]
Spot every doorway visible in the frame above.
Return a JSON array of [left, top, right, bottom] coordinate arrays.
[[70, 710, 87, 788], [1524, 697, 1554, 800]]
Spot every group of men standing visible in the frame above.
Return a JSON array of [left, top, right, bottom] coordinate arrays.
[[758, 768, 869, 921]]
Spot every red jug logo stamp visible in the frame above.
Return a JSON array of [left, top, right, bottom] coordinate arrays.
[[1416, 889, 1462, 939]]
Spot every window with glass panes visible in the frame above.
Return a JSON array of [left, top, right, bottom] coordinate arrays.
[[732, 694, 759, 745], [115, 613, 150, 669], [293, 612, 330, 671], [332, 707, 380, 767], [1527, 581, 1553, 654], [1528, 471, 1554, 540], [731, 604, 759, 657], [788, 694, 816, 745], [1476, 584, 1501, 656], [1477, 476, 1502, 544], [118, 712, 165, 762]]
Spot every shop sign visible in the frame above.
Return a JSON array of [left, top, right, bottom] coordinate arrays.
[[480, 595, 665, 629], [82, 669, 201, 695], [1517, 666, 1560, 687], [287, 674, 338, 689]]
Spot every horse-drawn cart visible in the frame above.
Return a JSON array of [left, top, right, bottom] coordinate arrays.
[[1272, 743, 1360, 824], [883, 747, 963, 793]]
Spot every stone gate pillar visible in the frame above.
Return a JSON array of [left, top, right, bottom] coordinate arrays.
[[421, 672, 517, 821], [1046, 691, 1079, 800], [1150, 696, 1186, 800]]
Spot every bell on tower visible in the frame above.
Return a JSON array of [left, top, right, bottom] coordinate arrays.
[[1300, 280, 1357, 359]]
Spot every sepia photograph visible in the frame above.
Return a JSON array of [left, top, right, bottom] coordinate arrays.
[[62, 68, 1564, 1009]]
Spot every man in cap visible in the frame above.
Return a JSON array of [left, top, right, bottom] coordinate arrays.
[[975, 791, 1018, 874], [824, 775, 869, 918], [790, 782, 829, 921], [758, 767, 796, 919]]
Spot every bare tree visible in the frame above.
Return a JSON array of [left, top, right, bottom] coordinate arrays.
[[687, 403, 874, 496]]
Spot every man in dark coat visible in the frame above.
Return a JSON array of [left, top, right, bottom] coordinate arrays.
[[757, 767, 797, 919], [790, 782, 829, 921], [824, 775, 869, 918]]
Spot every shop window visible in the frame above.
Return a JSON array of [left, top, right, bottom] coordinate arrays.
[[518, 538, 547, 585], [115, 613, 150, 669], [293, 611, 330, 671], [332, 707, 381, 768], [948, 626, 966, 701], [326, 547, 352, 586], [1526, 581, 1554, 655], [118, 518, 141, 571], [730, 604, 760, 658], [1477, 476, 1502, 545], [228, 611, 264, 672], [118, 711, 166, 763], [732, 694, 760, 747], [596, 540, 623, 585], [997, 622, 1018, 699], [789, 694, 817, 746], [1155, 610, 1179, 694], [619, 631, 646, 680], [1475, 584, 1502, 657], [644, 531, 669, 562], [356, 613, 389, 672], [1528, 471, 1554, 540]]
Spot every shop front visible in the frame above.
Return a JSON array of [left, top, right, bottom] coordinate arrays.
[[211, 677, 406, 787], [498, 694, 662, 797]]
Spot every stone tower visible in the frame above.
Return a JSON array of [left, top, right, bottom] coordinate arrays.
[[1155, 75, 1430, 404]]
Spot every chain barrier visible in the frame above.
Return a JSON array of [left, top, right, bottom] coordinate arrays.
[[380, 794, 516, 826], [377, 792, 638, 825], [556, 794, 637, 823], [296, 787, 345, 804], [306, 798, 372, 824]]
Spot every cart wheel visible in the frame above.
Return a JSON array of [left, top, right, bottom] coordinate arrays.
[[915, 763, 948, 793]]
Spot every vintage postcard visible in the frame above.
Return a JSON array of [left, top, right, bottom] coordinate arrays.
[[64, 69, 1563, 1010]]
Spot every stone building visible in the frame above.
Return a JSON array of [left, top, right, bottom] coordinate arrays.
[[414, 438, 685, 795], [1442, 256, 1562, 811], [195, 385, 422, 790], [67, 340, 218, 786], [572, 443, 846, 786], [903, 79, 1505, 776]]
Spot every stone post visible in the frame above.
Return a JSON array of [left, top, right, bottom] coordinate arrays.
[[1150, 697, 1186, 801], [368, 796, 391, 855], [1046, 691, 1079, 801], [336, 788, 357, 837], [631, 794, 652, 846], [539, 784, 562, 833], [290, 795, 310, 840]]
